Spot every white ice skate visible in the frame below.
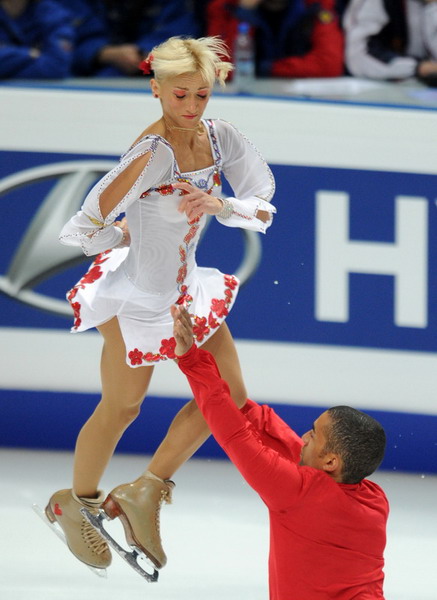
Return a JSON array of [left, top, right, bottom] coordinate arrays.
[[32, 503, 107, 578]]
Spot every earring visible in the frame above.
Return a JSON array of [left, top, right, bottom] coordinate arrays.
[[153, 93, 159, 98]]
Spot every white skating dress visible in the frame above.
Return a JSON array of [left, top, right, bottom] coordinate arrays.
[[59, 119, 276, 367]]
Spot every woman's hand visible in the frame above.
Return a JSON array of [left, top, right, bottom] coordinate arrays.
[[171, 305, 194, 357], [114, 217, 131, 247], [173, 181, 223, 221]]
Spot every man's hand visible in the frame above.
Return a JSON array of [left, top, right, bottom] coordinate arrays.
[[171, 305, 194, 356]]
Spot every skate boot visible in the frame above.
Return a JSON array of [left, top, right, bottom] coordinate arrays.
[[45, 489, 112, 570], [102, 471, 175, 569]]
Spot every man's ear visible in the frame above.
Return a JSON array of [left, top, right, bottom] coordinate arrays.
[[322, 453, 342, 479]]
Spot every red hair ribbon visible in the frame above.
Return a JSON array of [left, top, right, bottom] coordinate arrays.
[[139, 54, 154, 75]]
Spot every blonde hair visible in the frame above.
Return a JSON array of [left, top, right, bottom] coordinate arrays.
[[147, 36, 233, 87]]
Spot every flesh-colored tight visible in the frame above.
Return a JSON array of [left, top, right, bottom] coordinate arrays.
[[73, 316, 247, 497]]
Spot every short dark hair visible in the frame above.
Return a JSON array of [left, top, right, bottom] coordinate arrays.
[[323, 406, 386, 484]]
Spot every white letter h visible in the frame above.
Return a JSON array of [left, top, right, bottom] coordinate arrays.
[[315, 191, 428, 328]]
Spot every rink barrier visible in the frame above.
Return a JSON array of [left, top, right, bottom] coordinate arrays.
[[1, 85, 436, 474], [1, 388, 436, 475]]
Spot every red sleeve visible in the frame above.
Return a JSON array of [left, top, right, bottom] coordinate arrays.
[[241, 400, 303, 463], [271, 0, 344, 78], [177, 344, 304, 510]]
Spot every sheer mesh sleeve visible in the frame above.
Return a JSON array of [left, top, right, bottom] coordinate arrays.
[[59, 137, 173, 256], [215, 119, 276, 234]]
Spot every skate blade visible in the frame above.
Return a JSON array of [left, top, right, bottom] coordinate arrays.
[[32, 504, 107, 579], [80, 508, 159, 583]]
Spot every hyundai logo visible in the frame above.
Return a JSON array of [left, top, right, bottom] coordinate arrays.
[[0, 161, 262, 317]]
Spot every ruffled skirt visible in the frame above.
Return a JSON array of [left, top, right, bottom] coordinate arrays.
[[66, 248, 239, 367]]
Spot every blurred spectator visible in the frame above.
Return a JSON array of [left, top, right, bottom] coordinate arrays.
[[56, 0, 201, 77], [335, 0, 351, 17], [207, 0, 344, 78], [343, 0, 437, 86], [0, 0, 73, 79]]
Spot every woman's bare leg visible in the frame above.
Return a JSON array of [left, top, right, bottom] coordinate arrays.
[[73, 317, 154, 497], [146, 322, 246, 480]]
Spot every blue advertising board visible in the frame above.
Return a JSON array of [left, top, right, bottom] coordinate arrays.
[[0, 86, 436, 474]]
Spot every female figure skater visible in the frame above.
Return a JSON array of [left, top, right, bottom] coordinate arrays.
[[45, 36, 276, 574]]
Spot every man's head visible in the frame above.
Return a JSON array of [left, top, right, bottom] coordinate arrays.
[[300, 406, 386, 484]]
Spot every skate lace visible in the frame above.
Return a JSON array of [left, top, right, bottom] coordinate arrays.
[[81, 517, 108, 556], [155, 489, 171, 536]]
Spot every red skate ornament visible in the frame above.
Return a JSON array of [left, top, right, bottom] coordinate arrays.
[[32, 503, 107, 578]]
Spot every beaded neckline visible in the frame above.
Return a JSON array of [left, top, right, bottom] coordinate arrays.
[[122, 120, 223, 181]]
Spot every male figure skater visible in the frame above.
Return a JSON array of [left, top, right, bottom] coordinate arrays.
[[171, 305, 388, 599]]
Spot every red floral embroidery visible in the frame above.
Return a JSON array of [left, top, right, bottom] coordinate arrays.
[[136, 275, 238, 361], [177, 264, 187, 284], [67, 287, 78, 301], [67, 252, 112, 330], [160, 337, 176, 359], [193, 316, 210, 342], [224, 274, 238, 290], [156, 184, 174, 196], [94, 250, 111, 265], [187, 215, 202, 226], [128, 348, 144, 366], [71, 301, 81, 316], [176, 292, 193, 306], [144, 352, 162, 363], [140, 190, 150, 198], [208, 312, 219, 329], [175, 285, 193, 306], [71, 302, 82, 329], [179, 247, 187, 262], [184, 223, 199, 245], [80, 265, 103, 286], [211, 298, 229, 318]]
